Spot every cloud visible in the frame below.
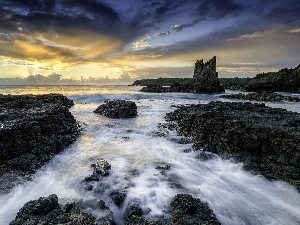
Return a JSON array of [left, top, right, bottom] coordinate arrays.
[[171, 24, 192, 32], [128, 66, 193, 79], [289, 28, 300, 33], [133, 39, 151, 49], [197, 0, 246, 20], [0, 0, 122, 40], [170, 19, 201, 32], [226, 32, 265, 41], [153, 31, 171, 37], [0, 29, 123, 69]]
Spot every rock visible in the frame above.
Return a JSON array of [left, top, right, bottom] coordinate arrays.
[[124, 194, 220, 224], [155, 163, 171, 170], [124, 203, 156, 225], [166, 101, 300, 190], [92, 159, 111, 177], [196, 151, 218, 161], [9, 194, 97, 225], [109, 189, 127, 207], [84, 174, 100, 182], [140, 84, 169, 93], [170, 194, 220, 225], [140, 57, 224, 94], [193, 56, 220, 87], [94, 100, 137, 118], [0, 94, 80, 194], [221, 92, 300, 102]]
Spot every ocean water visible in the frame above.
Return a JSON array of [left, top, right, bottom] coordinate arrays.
[[0, 85, 300, 225]]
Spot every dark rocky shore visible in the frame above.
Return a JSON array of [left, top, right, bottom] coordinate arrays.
[[0, 94, 80, 193], [141, 56, 224, 94], [4, 97, 221, 224], [133, 63, 300, 94], [166, 101, 300, 191], [10, 194, 99, 225], [10, 158, 221, 224], [221, 92, 300, 102]]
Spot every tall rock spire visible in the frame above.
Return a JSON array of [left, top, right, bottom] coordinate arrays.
[[193, 56, 220, 87]]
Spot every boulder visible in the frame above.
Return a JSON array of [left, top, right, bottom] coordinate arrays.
[[94, 100, 137, 118], [124, 203, 156, 225], [170, 194, 220, 225]]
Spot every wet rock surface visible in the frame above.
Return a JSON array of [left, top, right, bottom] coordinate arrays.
[[83, 159, 112, 191], [170, 194, 220, 225], [9, 194, 97, 225], [125, 203, 156, 225], [0, 94, 80, 194], [124, 194, 221, 225], [94, 100, 137, 118], [166, 101, 300, 191], [221, 92, 300, 102], [109, 189, 128, 207]]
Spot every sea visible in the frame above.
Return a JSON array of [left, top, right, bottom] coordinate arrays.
[[0, 85, 300, 225]]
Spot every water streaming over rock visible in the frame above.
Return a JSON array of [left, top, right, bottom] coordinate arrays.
[[0, 85, 299, 224]]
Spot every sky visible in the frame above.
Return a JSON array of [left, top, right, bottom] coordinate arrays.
[[0, 0, 299, 83]]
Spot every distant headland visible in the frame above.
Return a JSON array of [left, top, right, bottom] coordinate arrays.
[[132, 57, 300, 93], [139, 56, 225, 93]]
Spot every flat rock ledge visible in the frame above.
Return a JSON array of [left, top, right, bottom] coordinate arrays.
[[166, 101, 300, 191], [221, 92, 300, 102], [0, 94, 80, 194], [94, 100, 137, 118]]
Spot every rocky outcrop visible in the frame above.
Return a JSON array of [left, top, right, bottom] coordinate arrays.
[[170, 194, 220, 225], [124, 194, 221, 225], [9, 194, 97, 225], [166, 101, 300, 191], [193, 56, 220, 87], [221, 92, 300, 102], [125, 203, 156, 225], [94, 100, 137, 118], [141, 57, 224, 94], [0, 94, 80, 194]]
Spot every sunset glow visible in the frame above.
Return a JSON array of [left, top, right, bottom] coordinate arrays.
[[0, 0, 299, 84]]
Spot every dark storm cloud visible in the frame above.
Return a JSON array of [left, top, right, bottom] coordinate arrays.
[[2, 0, 298, 48], [196, 0, 246, 19], [1, 0, 121, 36]]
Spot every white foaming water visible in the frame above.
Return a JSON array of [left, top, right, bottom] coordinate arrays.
[[0, 86, 300, 225]]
